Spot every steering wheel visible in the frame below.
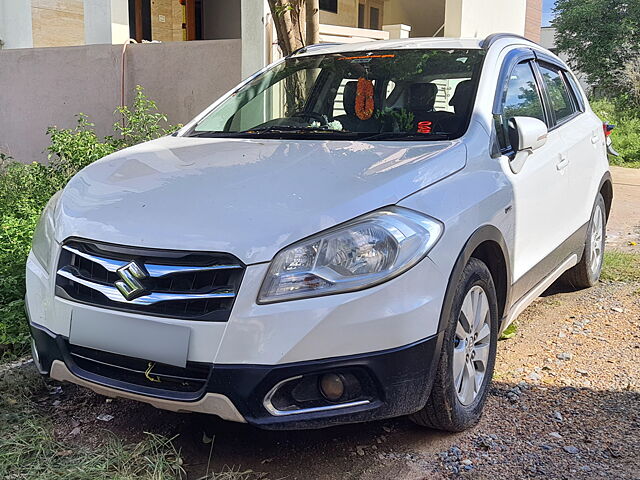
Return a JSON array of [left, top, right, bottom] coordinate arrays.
[[291, 111, 327, 125]]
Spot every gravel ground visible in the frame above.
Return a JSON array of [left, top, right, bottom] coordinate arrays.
[[34, 279, 640, 479]]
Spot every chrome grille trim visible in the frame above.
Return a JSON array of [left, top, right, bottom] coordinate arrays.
[[57, 267, 235, 306], [55, 239, 245, 321], [62, 245, 242, 277]]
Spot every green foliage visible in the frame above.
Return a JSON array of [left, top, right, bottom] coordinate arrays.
[[0, 86, 178, 356], [375, 107, 415, 132], [499, 321, 518, 340], [113, 85, 179, 148], [47, 114, 119, 186], [591, 97, 640, 166], [553, 0, 640, 94]]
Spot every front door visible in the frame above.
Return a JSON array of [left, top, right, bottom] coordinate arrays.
[[496, 60, 572, 298]]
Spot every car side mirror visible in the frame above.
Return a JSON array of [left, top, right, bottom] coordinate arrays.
[[508, 116, 548, 152], [507, 116, 548, 173]]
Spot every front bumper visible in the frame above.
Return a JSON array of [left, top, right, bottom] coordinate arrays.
[[31, 321, 442, 430]]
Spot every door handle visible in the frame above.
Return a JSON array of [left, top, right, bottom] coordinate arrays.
[[591, 135, 599, 144], [556, 154, 569, 171]]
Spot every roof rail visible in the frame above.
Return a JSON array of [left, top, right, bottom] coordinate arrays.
[[289, 43, 343, 57], [481, 33, 538, 50]]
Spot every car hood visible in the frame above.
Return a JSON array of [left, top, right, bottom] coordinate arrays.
[[56, 136, 465, 264]]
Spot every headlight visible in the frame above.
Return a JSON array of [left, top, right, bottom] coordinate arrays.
[[258, 207, 443, 303], [31, 191, 62, 274]]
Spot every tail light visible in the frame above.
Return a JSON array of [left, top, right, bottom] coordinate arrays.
[[603, 122, 615, 137]]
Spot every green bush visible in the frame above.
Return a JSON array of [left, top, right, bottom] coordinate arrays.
[[591, 97, 640, 168], [0, 86, 178, 357]]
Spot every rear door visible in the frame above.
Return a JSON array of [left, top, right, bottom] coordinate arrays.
[[535, 61, 605, 231]]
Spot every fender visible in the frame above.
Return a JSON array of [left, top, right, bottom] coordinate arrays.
[[436, 224, 512, 335], [598, 170, 613, 220]]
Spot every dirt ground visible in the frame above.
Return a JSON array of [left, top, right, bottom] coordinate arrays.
[[28, 168, 640, 479], [606, 166, 640, 251]]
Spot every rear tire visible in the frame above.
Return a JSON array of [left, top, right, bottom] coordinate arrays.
[[562, 193, 606, 289], [410, 258, 498, 432]]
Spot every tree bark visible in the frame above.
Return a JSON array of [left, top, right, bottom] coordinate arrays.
[[306, 0, 320, 46], [268, 0, 319, 56], [267, 0, 306, 56]]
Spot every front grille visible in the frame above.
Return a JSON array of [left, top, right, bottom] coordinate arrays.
[[55, 239, 244, 321], [67, 343, 211, 395]]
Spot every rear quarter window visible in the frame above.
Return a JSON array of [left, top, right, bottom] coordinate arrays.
[[564, 70, 586, 112]]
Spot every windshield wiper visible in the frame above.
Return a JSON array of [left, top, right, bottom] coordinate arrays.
[[187, 130, 225, 137], [188, 125, 350, 137], [240, 125, 347, 135], [360, 132, 451, 141]]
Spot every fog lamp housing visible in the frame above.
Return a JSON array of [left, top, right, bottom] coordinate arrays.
[[319, 373, 345, 401]]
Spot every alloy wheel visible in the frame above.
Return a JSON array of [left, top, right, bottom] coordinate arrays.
[[453, 285, 492, 406]]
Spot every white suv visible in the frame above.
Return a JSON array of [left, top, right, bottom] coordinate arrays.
[[27, 34, 612, 432]]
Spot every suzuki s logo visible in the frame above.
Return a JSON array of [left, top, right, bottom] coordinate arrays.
[[115, 261, 148, 300]]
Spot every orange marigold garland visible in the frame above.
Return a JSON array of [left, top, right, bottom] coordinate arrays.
[[355, 77, 375, 120]]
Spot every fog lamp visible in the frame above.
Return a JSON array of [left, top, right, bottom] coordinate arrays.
[[319, 373, 345, 401]]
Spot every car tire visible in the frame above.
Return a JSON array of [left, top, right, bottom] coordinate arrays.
[[562, 193, 606, 289], [410, 257, 498, 432]]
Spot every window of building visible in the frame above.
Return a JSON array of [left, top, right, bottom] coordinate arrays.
[[358, 3, 365, 28], [369, 7, 380, 30], [320, 0, 338, 13]]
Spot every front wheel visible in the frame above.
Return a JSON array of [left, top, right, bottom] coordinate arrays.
[[410, 258, 498, 432]]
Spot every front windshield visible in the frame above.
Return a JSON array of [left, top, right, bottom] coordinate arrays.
[[190, 48, 485, 140]]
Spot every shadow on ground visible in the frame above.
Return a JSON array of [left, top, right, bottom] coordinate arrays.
[[31, 368, 639, 479]]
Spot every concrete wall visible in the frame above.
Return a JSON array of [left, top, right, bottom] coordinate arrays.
[[383, 0, 445, 37], [0, 39, 242, 163], [0, 0, 34, 49], [445, 0, 527, 38], [84, 0, 130, 45]]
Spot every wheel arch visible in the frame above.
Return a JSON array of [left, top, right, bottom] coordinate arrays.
[[437, 225, 512, 334], [598, 171, 613, 221]]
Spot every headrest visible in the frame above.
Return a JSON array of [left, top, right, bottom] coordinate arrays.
[[449, 80, 474, 115], [342, 81, 358, 116], [409, 83, 438, 111]]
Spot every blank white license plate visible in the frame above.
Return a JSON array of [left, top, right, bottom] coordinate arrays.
[[69, 308, 191, 368]]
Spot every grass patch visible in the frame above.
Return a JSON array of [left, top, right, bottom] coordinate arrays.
[[601, 251, 640, 282], [0, 366, 186, 479], [499, 321, 518, 340], [0, 365, 264, 479]]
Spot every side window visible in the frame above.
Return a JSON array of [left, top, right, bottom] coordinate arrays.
[[564, 70, 585, 112], [497, 61, 545, 150], [538, 64, 577, 123], [332, 78, 352, 117]]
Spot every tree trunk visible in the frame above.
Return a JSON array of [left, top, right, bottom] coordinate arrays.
[[306, 0, 320, 46], [267, 0, 307, 56], [267, 0, 321, 115]]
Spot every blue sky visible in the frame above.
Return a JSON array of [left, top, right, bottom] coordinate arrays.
[[542, 0, 556, 26]]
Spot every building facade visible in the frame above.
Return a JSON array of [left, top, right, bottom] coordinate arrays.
[[1, 0, 542, 50]]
